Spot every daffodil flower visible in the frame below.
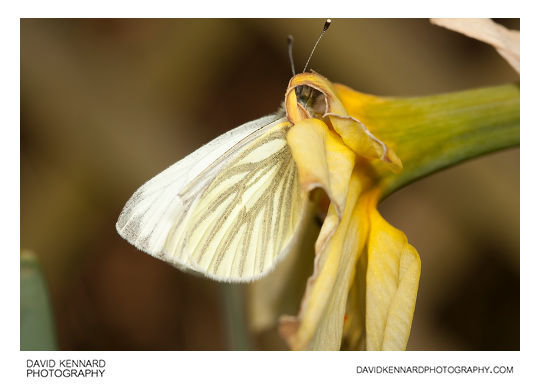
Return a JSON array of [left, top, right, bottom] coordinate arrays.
[[247, 71, 519, 351], [269, 72, 418, 351]]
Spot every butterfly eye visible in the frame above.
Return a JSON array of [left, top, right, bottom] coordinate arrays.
[[294, 85, 310, 103]]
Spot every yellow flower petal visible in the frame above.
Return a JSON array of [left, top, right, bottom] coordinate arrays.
[[279, 168, 373, 350], [287, 118, 355, 217], [327, 113, 402, 172], [342, 192, 421, 351], [365, 205, 421, 350]]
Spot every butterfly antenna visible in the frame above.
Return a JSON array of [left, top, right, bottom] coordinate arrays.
[[302, 19, 331, 73], [287, 35, 296, 76]]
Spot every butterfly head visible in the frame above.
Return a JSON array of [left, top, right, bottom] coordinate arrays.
[[285, 71, 346, 124], [294, 84, 326, 117]]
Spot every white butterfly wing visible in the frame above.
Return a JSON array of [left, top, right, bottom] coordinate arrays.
[[116, 113, 307, 282]]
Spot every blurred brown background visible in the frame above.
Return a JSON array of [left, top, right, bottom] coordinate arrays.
[[20, 19, 519, 350]]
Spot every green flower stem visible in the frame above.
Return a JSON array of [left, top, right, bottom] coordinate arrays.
[[369, 84, 520, 198], [21, 250, 58, 350], [221, 285, 252, 350]]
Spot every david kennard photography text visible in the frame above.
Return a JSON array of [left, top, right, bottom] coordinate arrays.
[[26, 359, 106, 378]]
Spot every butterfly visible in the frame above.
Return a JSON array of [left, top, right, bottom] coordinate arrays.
[[116, 20, 332, 282]]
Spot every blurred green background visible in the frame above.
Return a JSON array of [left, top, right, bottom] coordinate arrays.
[[20, 18, 519, 350]]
